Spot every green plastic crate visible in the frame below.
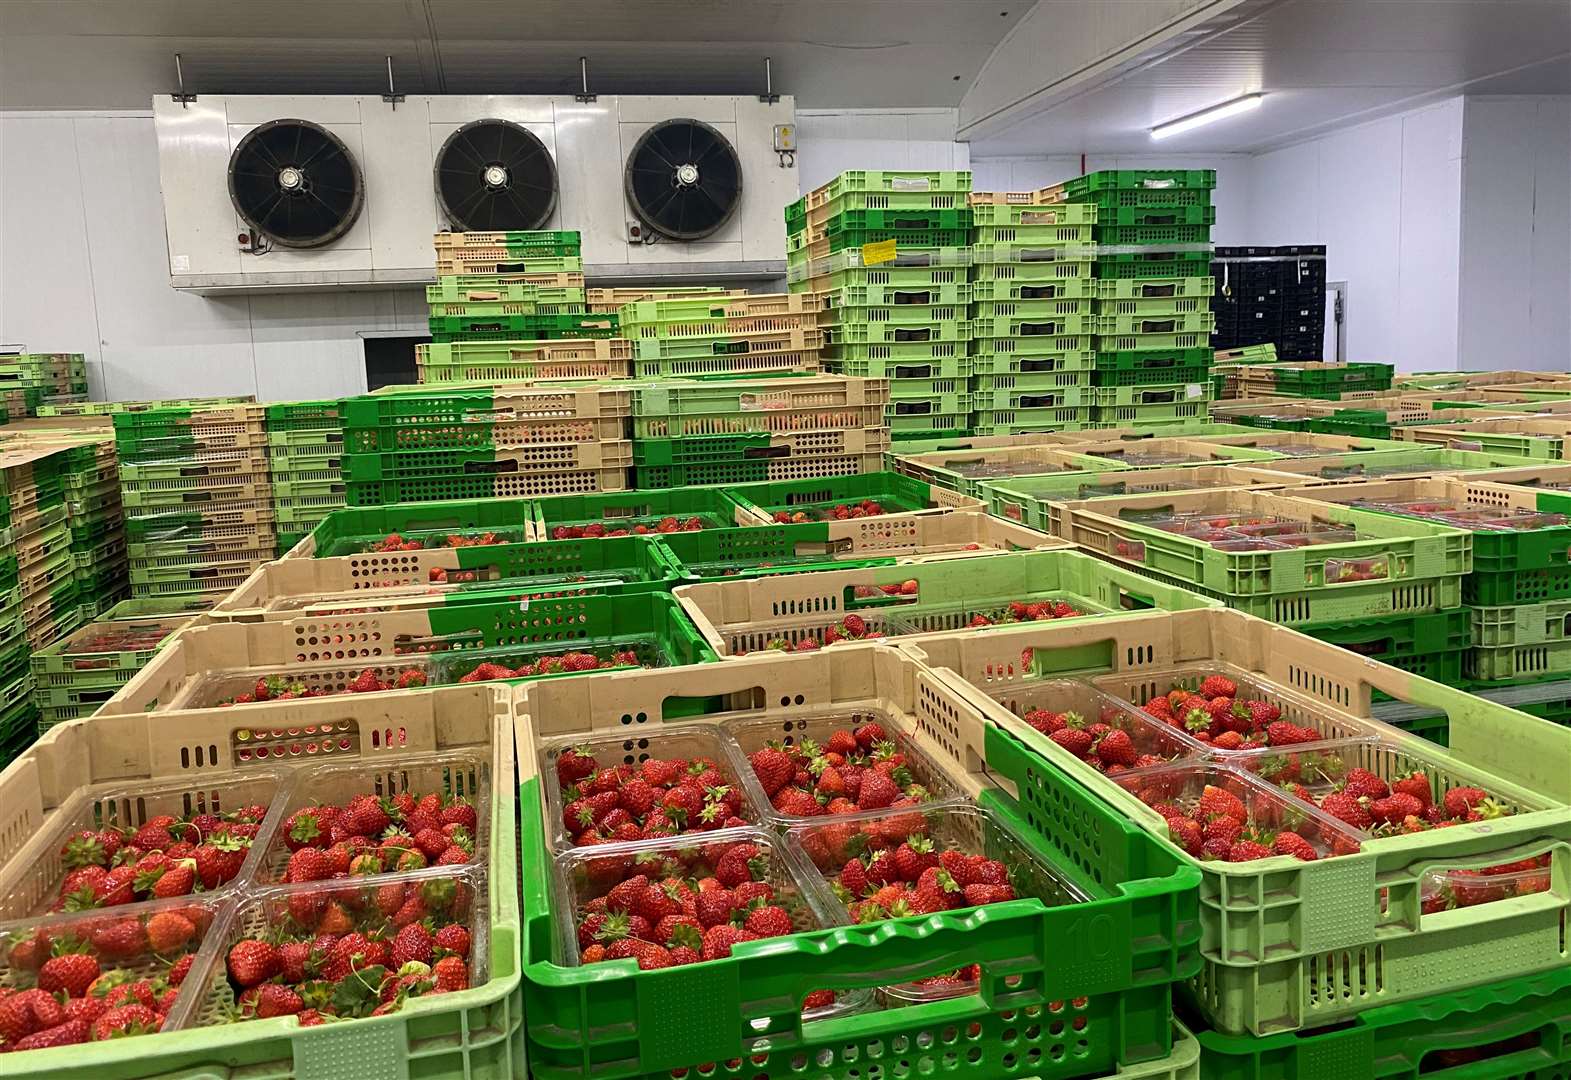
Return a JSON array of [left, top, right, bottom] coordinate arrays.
[[809, 169, 972, 201], [1094, 252, 1213, 279], [1465, 639, 1571, 683], [1064, 491, 1471, 598], [1089, 383, 1211, 409], [823, 353, 971, 380], [968, 276, 1096, 302], [1089, 402, 1211, 426], [1094, 224, 1212, 246], [822, 302, 969, 326], [787, 226, 972, 255], [518, 653, 1202, 1080], [979, 661, 1571, 1036], [970, 310, 1097, 338], [971, 298, 1094, 321], [728, 471, 960, 522], [1470, 598, 1571, 647], [792, 263, 970, 292], [824, 318, 970, 346], [971, 385, 1087, 412], [821, 281, 972, 307], [1093, 364, 1209, 388], [427, 312, 618, 340], [1232, 447, 1539, 483], [972, 243, 1097, 267], [534, 488, 754, 537], [822, 207, 973, 234], [970, 202, 1099, 226], [1058, 170, 1216, 198], [969, 349, 1095, 376], [1194, 965, 1571, 1080], [1298, 607, 1471, 658], [970, 258, 1095, 281], [973, 224, 1096, 246], [655, 522, 905, 581], [785, 189, 969, 233], [304, 499, 538, 555]]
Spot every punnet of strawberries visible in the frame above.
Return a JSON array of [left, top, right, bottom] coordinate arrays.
[[367, 531, 511, 552], [0, 900, 217, 1050], [565, 834, 838, 1010], [1114, 765, 1361, 863], [1235, 745, 1525, 839], [218, 668, 428, 706], [269, 789, 479, 884], [1129, 672, 1326, 751], [47, 804, 270, 912], [771, 500, 888, 524], [551, 742, 755, 849], [1007, 682, 1199, 775], [741, 719, 948, 820], [61, 626, 170, 664], [453, 646, 646, 683], [218, 871, 478, 1025], [790, 803, 1076, 999], [550, 516, 704, 539], [1422, 853, 1552, 913]]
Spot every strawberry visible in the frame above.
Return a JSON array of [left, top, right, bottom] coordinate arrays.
[[347, 669, 387, 693], [825, 730, 859, 756], [13, 1018, 90, 1049], [743, 906, 794, 938], [1272, 832, 1319, 861], [39, 950, 100, 997], [432, 955, 470, 991], [1093, 729, 1137, 767], [715, 844, 762, 888], [1166, 816, 1204, 855], [391, 924, 433, 967], [893, 838, 938, 881], [701, 925, 747, 961], [286, 847, 332, 884], [145, 911, 196, 953], [1245, 700, 1281, 727], [1226, 840, 1275, 862], [1342, 768, 1389, 800], [1048, 727, 1094, 759], [434, 923, 471, 958], [1390, 771, 1433, 806], [1198, 674, 1237, 699], [1370, 793, 1424, 825], [90, 1004, 161, 1041], [857, 771, 898, 810], [1197, 786, 1248, 825], [1442, 787, 1490, 819], [227, 939, 279, 988], [962, 883, 1015, 906], [555, 746, 597, 786], [853, 722, 887, 751], [1264, 721, 1318, 746], [749, 749, 795, 798], [1319, 790, 1373, 830], [151, 860, 196, 898], [1210, 731, 1244, 751], [695, 888, 736, 929]]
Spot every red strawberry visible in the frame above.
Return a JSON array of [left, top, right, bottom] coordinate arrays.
[[1342, 768, 1389, 800], [743, 906, 794, 938], [695, 888, 736, 929], [1370, 793, 1424, 825], [1198, 675, 1237, 698], [1442, 787, 1490, 819], [1319, 791, 1373, 830], [145, 911, 196, 953], [39, 950, 100, 997], [962, 883, 1016, 906], [853, 722, 887, 751], [1093, 729, 1137, 767], [857, 771, 898, 810], [1197, 785, 1248, 825], [227, 939, 279, 987], [1272, 832, 1319, 861], [1166, 816, 1204, 855], [432, 955, 470, 991], [701, 925, 747, 961], [1390, 771, 1433, 806], [392, 923, 433, 967], [1227, 840, 1274, 862], [893, 838, 938, 882], [1049, 727, 1094, 759], [749, 749, 795, 797], [90, 1004, 161, 1041]]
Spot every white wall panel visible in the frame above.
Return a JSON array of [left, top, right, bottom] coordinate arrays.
[[0, 116, 104, 392], [1460, 96, 1571, 372], [1246, 98, 1465, 370], [71, 115, 261, 398]]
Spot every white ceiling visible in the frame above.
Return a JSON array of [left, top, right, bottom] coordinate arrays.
[[968, 0, 1571, 154], [0, 0, 1026, 110]]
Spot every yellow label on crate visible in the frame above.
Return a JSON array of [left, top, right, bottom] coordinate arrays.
[[861, 239, 898, 266]]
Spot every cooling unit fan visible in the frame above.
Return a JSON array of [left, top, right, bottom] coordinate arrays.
[[435, 119, 558, 231], [227, 119, 364, 248], [624, 118, 743, 241]]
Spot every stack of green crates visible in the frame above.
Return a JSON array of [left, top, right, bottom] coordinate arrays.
[[628, 374, 885, 489], [426, 231, 617, 342], [35, 395, 255, 418], [28, 609, 194, 733], [786, 170, 976, 440], [59, 434, 127, 617], [618, 293, 823, 379], [342, 384, 633, 506], [0, 352, 88, 416], [4, 446, 80, 647], [966, 196, 1097, 436], [1041, 170, 1218, 428], [266, 400, 347, 555], [114, 403, 276, 601]]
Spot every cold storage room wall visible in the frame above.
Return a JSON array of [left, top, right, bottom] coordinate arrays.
[[1244, 97, 1466, 372], [1457, 95, 1571, 373]]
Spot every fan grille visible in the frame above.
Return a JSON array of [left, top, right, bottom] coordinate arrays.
[[436, 119, 558, 231], [624, 119, 742, 241], [227, 119, 364, 248]]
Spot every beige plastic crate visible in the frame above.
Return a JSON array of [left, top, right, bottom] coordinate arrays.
[[0, 683, 512, 891]]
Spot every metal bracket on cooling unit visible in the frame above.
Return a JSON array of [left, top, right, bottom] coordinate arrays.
[[575, 58, 597, 103], [171, 54, 197, 106], [758, 57, 780, 104], [381, 57, 406, 107]]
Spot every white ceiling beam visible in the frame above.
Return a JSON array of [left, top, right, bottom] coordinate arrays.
[[957, 0, 1263, 144]]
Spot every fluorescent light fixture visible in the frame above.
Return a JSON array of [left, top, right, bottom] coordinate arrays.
[[1151, 94, 1264, 140]]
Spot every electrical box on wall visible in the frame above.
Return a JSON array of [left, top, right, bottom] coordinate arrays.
[[152, 93, 796, 294]]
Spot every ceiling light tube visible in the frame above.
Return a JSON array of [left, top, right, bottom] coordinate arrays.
[[1151, 93, 1264, 140]]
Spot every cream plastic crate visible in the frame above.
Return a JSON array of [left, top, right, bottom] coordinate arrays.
[[903, 607, 1571, 1035]]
